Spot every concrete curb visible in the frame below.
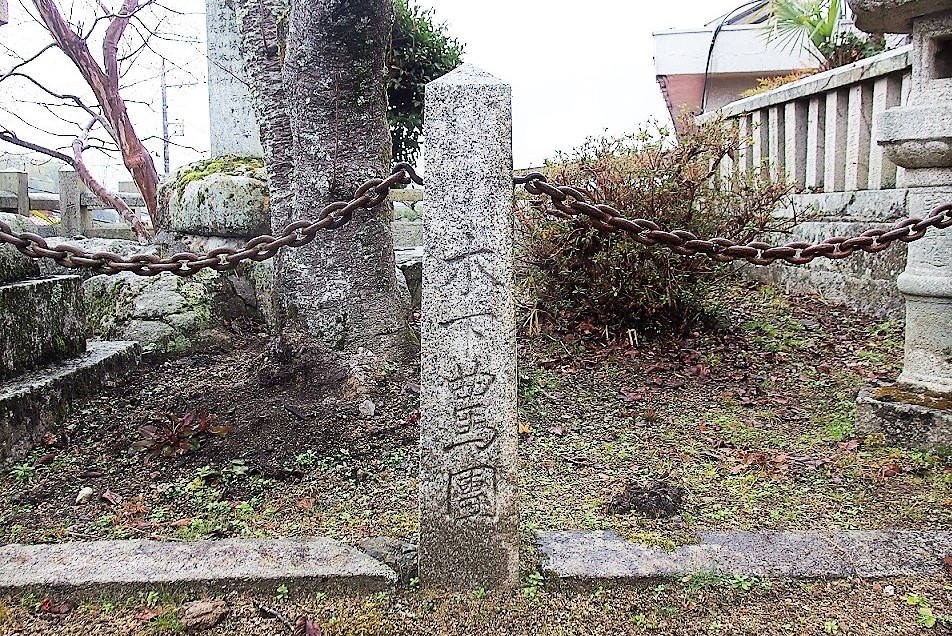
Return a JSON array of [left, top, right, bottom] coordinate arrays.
[[539, 530, 952, 584], [0, 537, 397, 595]]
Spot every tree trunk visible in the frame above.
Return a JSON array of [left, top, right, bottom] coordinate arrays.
[[235, 0, 293, 226], [235, 0, 294, 337], [279, 0, 410, 369]]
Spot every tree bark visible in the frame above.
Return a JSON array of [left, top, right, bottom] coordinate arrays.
[[277, 0, 410, 369], [235, 0, 294, 337]]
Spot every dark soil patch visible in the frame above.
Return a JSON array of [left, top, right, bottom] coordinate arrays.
[[0, 321, 421, 544]]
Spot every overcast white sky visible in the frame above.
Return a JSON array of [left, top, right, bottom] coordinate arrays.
[[0, 0, 749, 184], [418, 0, 747, 167]]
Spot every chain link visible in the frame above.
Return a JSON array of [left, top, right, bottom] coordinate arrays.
[[2, 164, 949, 276], [518, 173, 952, 266], [0, 163, 424, 277]]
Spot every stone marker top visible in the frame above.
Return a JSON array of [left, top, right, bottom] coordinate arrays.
[[849, 0, 952, 33], [429, 63, 508, 87]]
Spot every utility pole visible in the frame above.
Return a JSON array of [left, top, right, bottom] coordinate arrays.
[[161, 58, 170, 176]]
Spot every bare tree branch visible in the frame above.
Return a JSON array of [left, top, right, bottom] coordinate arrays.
[[72, 117, 150, 241]]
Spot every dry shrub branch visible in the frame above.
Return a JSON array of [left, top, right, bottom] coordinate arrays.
[[519, 117, 798, 339]]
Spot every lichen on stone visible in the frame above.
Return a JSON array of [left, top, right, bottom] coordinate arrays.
[[871, 383, 952, 411]]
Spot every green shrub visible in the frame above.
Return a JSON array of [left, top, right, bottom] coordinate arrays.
[[519, 118, 796, 339]]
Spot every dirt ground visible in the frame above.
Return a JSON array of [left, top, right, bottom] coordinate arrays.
[[1, 281, 951, 634], [2, 577, 951, 635]]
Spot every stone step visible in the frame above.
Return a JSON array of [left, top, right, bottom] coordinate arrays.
[[0, 537, 396, 595], [539, 530, 952, 583], [0, 340, 139, 462], [0, 276, 86, 382]]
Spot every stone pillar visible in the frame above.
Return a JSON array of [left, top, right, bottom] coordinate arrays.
[[0, 0, 8, 28], [58, 166, 87, 237], [0, 170, 28, 216], [205, 0, 262, 157], [419, 64, 519, 590], [852, 0, 952, 447]]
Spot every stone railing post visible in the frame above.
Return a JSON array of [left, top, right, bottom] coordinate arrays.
[[852, 0, 952, 447], [420, 64, 519, 590], [0, 170, 28, 216], [58, 165, 89, 236]]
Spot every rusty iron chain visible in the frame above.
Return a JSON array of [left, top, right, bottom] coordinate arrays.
[[0, 163, 424, 277], [517, 173, 952, 265], [2, 163, 949, 276]]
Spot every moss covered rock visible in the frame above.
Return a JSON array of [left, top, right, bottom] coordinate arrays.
[[157, 155, 270, 238], [82, 266, 255, 355], [0, 213, 41, 284]]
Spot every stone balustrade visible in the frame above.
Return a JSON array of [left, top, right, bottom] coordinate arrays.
[[700, 46, 913, 192]]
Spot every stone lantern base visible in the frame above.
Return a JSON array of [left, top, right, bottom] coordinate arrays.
[[856, 385, 952, 450]]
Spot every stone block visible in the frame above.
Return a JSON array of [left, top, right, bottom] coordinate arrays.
[[83, 269, 229, 355], [0, 340, 139, 462], [0, 213, 40, 284], [856, 386, 952, 449], [166, 170, 270, 238], [0, 536, 395, 594], [0, 276, 85, 382]]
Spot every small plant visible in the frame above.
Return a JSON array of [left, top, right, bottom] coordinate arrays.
[[144, 590, 161, 609], [522, 572, 545, 600], [295, 450, 319, 469], [132, 409, 233, 457], [823, 619, 839, 634], [9, 462, 36, 484], [276, 584, 290, 602]]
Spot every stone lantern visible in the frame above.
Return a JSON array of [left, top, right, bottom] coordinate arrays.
[[851, 0, 952, 447]]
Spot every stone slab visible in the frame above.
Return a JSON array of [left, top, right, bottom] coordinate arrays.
[[0, 340, 139, 462], [0, 276, 86, 382], [0, 537, 397, 594], [856, 387, 952, 449], [539, 530, 952, 583]]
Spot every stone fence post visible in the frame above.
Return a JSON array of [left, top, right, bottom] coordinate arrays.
[[851, 0, 952, 447], [420, 64, 519, 590], [58, 166, 90, 237], [0, 170, 28, 216]]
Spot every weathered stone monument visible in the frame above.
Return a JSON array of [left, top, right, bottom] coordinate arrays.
[[852, 0, 952, 447], [419, 65, 519, 589], [205, 0, 262, 157]]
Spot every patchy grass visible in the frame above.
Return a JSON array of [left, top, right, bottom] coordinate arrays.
[[0, 282, 948, 552], [2, 577, 951, 635], [518, 283, 951, 545]]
